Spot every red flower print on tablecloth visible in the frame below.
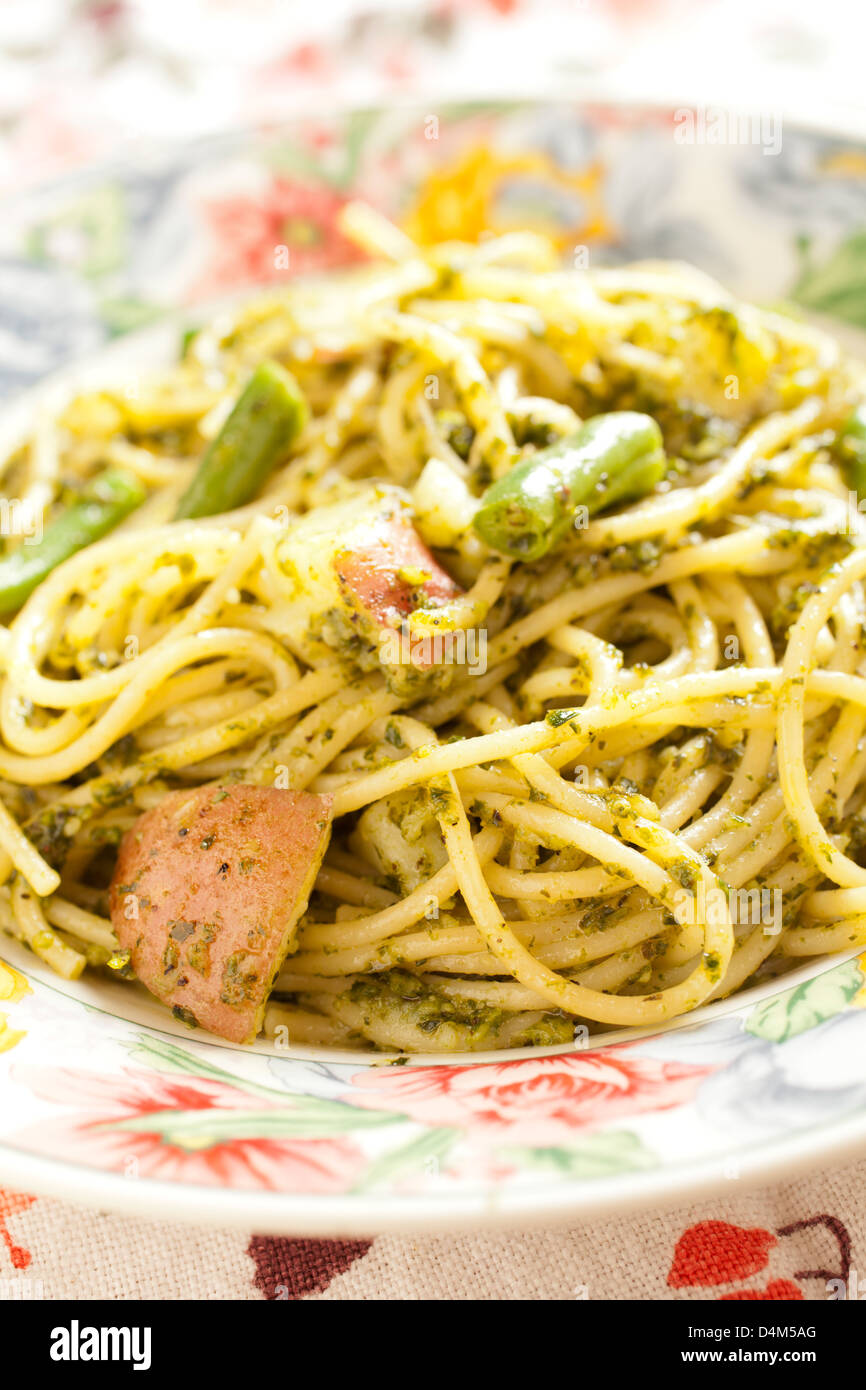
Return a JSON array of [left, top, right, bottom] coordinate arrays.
[[268, 43, 335, 83], [193, 178, 364, 297], [8, 1064, 366, 1193], [720, 1280, 804, 1301], [669, 1221, 778, 1288], [349, 1047, 713, 1146], [668, 1215, 851, 1299], [0, 1188, 36, 1270]]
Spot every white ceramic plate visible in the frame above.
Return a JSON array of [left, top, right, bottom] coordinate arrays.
[[4, 102, 866, 1233]]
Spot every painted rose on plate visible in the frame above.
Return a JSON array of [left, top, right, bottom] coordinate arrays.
[[348, 1046, 714, 1146], [193, 177, 364, 297], [7, 1063, 368, 1192]]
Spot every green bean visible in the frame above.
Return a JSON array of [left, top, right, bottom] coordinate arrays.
[[179, 325, 200, 360], [0, 468, 146, 620], [472, 411, 666, 561], [174, 360, 308, 520], [835, 404, 866, 500]]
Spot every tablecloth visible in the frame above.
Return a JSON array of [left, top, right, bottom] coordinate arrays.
[[2, 1157, 864, 1298], [1, 0, 866, 1302]]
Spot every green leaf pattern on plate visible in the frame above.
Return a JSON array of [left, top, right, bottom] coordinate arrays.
[[745, 958, 864, 1043], [500, 1130, 657, 1179], [352, 1127, 459, 1192], [792, 231, 866, 327]]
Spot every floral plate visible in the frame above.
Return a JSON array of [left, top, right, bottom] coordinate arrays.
[[3, 102, 866, 1234]]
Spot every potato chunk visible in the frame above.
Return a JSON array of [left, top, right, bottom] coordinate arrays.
[[110, 785, 333, 1043], [274, 485, 463, 693]]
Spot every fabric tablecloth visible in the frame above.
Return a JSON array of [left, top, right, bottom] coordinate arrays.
[[2, 1157, 863, 1299], [2, 0, 866, 1301]]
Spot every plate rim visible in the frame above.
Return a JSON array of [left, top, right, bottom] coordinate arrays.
[[2, 1100, 866, 1236], [3, 96, 866, 1230]]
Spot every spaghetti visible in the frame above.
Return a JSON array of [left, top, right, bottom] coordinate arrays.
[[1, 202, 865, 1052]]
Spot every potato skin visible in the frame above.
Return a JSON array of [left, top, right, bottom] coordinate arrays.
[[273, 487, 463, 687], [109, 784, 333, 1043], [335, 509, 461, 630]]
